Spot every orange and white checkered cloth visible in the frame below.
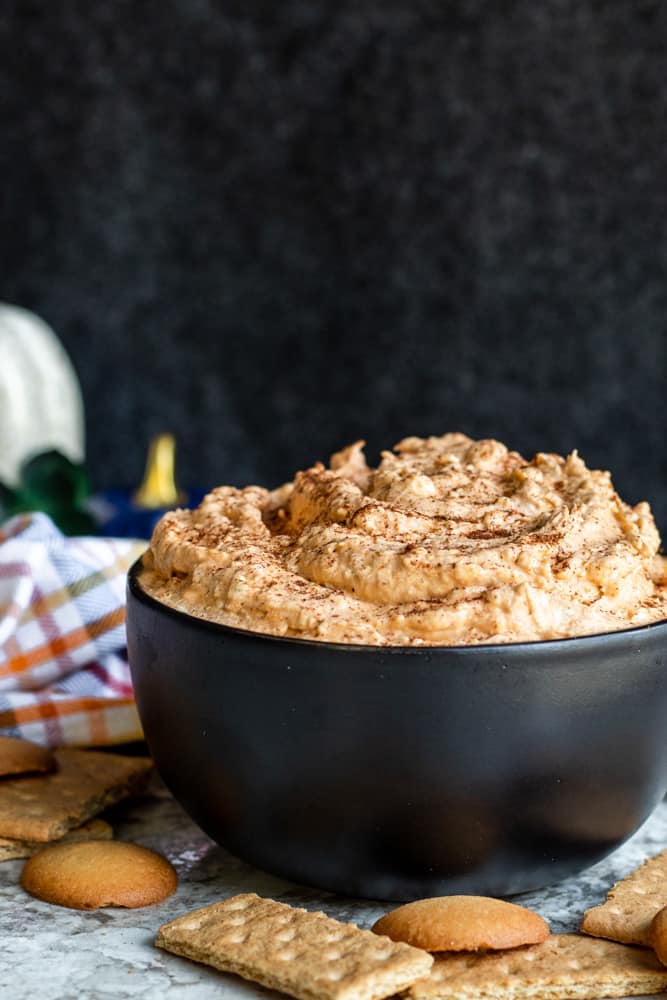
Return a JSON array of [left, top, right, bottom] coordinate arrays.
[[0, 513, 145, 747]]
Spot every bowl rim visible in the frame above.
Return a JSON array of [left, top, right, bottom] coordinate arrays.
[[127, 558, 667, 656]]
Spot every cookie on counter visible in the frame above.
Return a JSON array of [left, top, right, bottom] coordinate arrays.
[[372, 896, 549, 952], [21, 840, 177, 909], [0, 736, 55, 778]]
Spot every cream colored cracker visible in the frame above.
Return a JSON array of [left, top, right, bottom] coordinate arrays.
[[0, 818, 113, 861], [407, 933, 667, 999], [156, 892, 433, 1000], [581, 851, 667, 945], [0, 749, 151, 842]]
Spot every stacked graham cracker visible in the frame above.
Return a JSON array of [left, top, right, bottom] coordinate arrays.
[[0, 736, 151, 860]]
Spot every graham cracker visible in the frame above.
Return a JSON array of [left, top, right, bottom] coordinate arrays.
[[581, 850, 667, 946], [156, 892, 433, 1000], [0, 749, 151, 842], [407, 933, 667, 1000], [0, 818, 113, 862]]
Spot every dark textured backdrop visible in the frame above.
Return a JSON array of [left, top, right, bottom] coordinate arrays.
[[2, 2, 666, 526]]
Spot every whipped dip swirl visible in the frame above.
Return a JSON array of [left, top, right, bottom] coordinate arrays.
[[140, 434, 667, 645]]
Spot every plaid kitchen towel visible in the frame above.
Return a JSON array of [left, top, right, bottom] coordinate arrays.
[[0, 512, 145, 747]]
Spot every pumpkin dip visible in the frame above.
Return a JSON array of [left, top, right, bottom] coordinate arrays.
[[138, 433, 667, 645]]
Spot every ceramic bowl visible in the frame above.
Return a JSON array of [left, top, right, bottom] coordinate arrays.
[[127, 560, 667, 900]]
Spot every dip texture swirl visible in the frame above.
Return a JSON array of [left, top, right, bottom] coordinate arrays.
[[139, 434, 667, 645]]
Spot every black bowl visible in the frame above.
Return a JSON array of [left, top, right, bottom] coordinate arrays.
[[127, 561, 667, 900]]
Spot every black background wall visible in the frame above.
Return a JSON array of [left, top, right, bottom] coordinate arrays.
[[2, 2, 666, 527]]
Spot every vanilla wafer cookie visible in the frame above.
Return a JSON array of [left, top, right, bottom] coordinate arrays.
[[0, 736, 55, 778], [373, 895, 549, 952], [581, 850, 667, 945], [650, 906, 667, 967], [21, 841, 177, 909], [407, 933, 667, 1000], [156, 893, 433, 1000], [0, 818, 112, 862]]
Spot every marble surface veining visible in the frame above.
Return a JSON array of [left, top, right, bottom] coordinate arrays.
[[2, 782, 667, 1000]]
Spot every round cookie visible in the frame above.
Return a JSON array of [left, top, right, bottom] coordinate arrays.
[[0, 736, 55, 778], [21, 841, 178, 910], [372, 895, 550, 952], [650, 906, 667, 966]]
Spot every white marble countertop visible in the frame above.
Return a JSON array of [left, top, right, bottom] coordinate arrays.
[[2, 781, 667, 1000]]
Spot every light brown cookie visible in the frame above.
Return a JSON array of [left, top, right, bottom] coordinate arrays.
[[0, 748, 152, 842], [650, 905, 667, 967], [407, 933, 667, 999], [581, 850, 667, 945], [0, 818, 113, 862], [156, 892, 433, 1000], [372, 895, 549, 952], [21, 840, 177, 909], [0, 736, 55, 778]]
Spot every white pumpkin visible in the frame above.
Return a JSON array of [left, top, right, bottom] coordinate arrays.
[[0, 303, 84, 487]]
